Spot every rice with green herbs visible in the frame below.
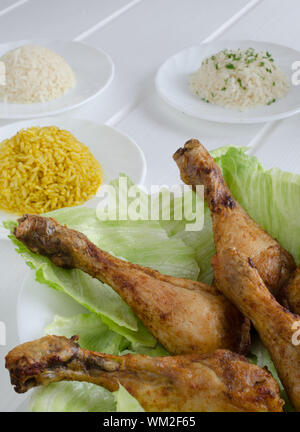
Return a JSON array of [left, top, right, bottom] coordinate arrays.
[[0, 126, 102, 214], [190, 48, 289, 111]]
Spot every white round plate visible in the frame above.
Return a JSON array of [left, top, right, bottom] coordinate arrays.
[[0, 117, 147, 224], [156, 40, 300, 124], [0, 40, 114, 119]]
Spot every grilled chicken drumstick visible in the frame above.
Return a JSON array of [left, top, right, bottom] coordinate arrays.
[[213, 248, 300, 411], [14, 214, 249, 356], [173, 139, 295, 295], [5, 335, 283, 412]]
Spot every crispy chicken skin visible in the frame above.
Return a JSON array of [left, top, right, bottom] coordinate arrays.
[[281, 265, 300, 315], [173, 139, 295, 295], [14, 214, 249, 356], [5, 335, 283, 412], [213, 248, 300, 411]]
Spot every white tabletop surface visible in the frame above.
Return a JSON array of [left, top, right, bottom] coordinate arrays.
[[0, 0, 300, 411]]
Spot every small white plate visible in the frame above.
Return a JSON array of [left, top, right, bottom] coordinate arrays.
[[156, 40, 300, 124], [0, 117, 147, 225], [0, 40, 114, 119]]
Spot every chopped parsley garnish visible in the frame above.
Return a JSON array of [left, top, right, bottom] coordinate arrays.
[[226, 63, 235, 70], [226, 53, 242, 61], [237, 78, 246, 90], [267, 98, 276, 105]]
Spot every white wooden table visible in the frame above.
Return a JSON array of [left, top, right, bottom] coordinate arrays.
[[0, 0, 299, 412]]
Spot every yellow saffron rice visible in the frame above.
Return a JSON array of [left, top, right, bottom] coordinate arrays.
[[0, 126, 103, 214]]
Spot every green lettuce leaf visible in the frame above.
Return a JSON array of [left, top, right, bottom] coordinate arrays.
[[216, 148, 300, 262], [29, 381, 144, 413], [114, 385, 145, 412], [161, 200, 214, 284], [29, 382, 116, 412], [45, 313, 130, 354]]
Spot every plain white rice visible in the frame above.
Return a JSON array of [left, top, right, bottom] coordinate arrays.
[[190, 48, 289, 111], [0, 45, 76, 103]]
